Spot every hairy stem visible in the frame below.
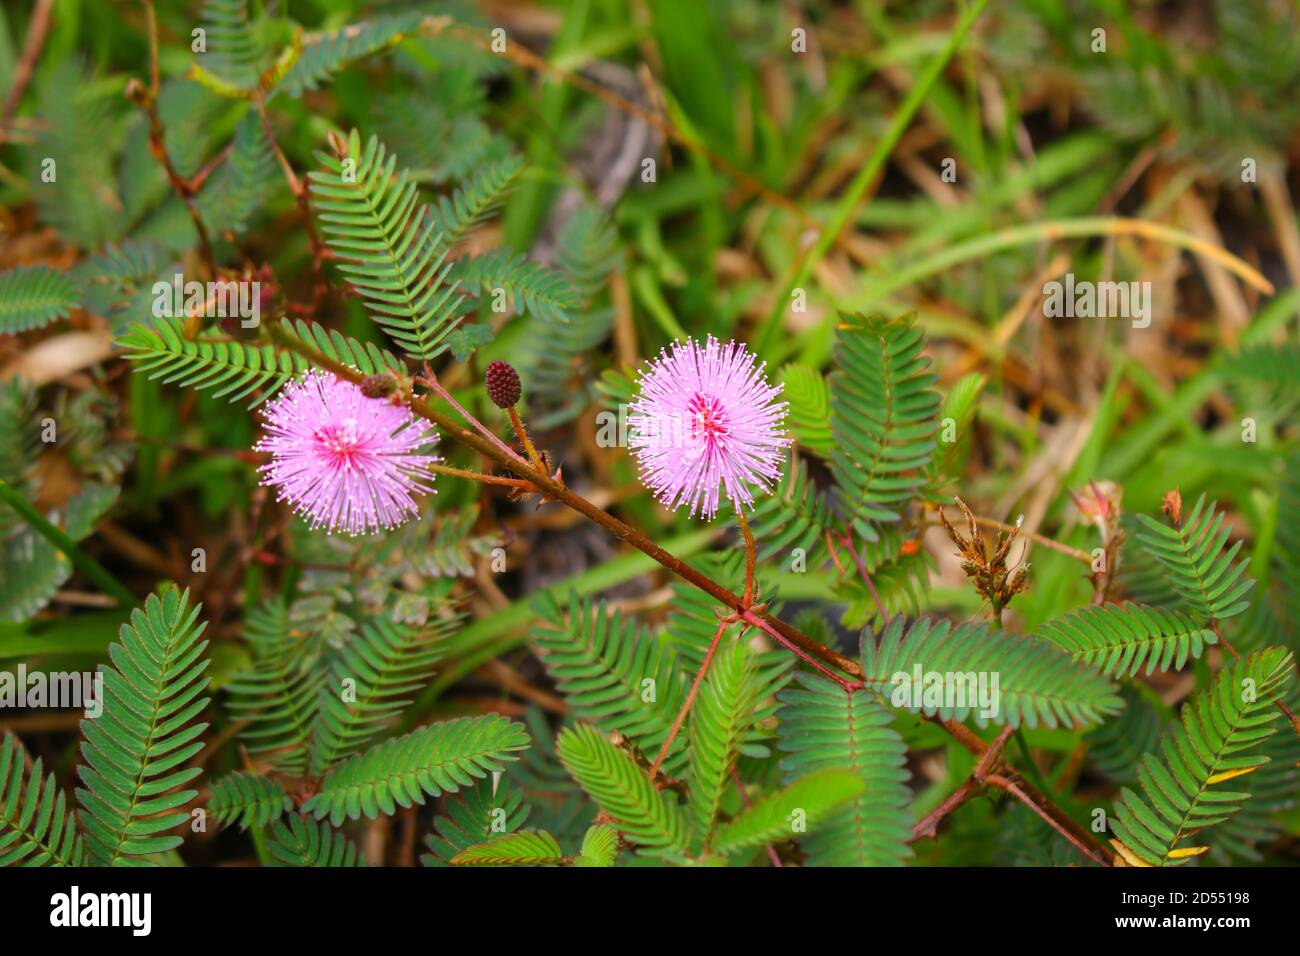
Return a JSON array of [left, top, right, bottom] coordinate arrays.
[[138, 0, 217, 276], [649, 618, 729, 781], [736, 508, 757, 608], [507, 407, 545, 473]]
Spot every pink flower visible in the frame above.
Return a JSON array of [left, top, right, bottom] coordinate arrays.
[[628, 337, 789, 519], [255, 370, 438, 535]]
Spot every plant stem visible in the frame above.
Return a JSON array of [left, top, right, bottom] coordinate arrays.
[[507, 407, 545, 472], [420, 370, 531, 468], [839, 531, 889, 625], [428, 462, 536, 490], [270, 325, 863, 678], [138, 0, 217, 276], [741, 611, 863, 692], [736, 508, 757, 608], [649, 618, 730, 781], [911, 726, 1012, 843], [985, 773, 1109, 867], [0, 479, 136, 608]]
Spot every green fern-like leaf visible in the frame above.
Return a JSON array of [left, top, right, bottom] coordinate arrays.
[[197, 110, 275, 234], [835, 536, 934, 628], [1085, 687, 1166, 786], [689, 641, 765, 844], [304, 715, 529, 825], [76, 586, 211, 866], [0, 266, 79, 334], [450, 247, 576, 323], [32, 59, 125, 247], [196, 0, 268, 90], [1109, 647, 1295, 866], [309, 615, 452, 774], [748, 458, 831, 567], [830, 314, 941, 542], [531, 591, 689, 775], [309, 130, 465, 360], [120, 316, 308, 407], [861, 616, 1123, 728], [710, 769, 865, 857], [420, 774, 531, 866], [779, 363, 833, 456], [1221, 343, 1300, 402], [777, 673, 913, 866], [224, 634, 323, 780], [927, 371, 986, 487], [449, 829, 564, 866], [554, 203, 621, 305], [275, 318, 407, 377], [208, 771, 292, 830], [398, 504, 501, 579], [72, 241, 177, 330], [429, 155, 525, 245], [0, 379, 37, 488], [1205, 690, 1300, 863], [1, 482, 118, 622], [1134, 495, 1254, 622], [0, 733, 86, 866], [1275, 452, 1300, 630], [517, 205, 619, 426], [1035, 603, 1217, 677], [275, 13, 423, 98], [556, 723, 689, 858], [574, 823, 619, 867], [267, 814, 364, 867]]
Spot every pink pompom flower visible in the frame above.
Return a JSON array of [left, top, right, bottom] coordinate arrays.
[[628, 336, 789, 520], [255, 370, 438, 535]]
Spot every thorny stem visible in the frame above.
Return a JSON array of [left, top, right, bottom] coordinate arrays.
[[0, 0, 54, 134], [911, 726, 1013, 843], [138, 0, 217, 276], [736, 508, 757, 608], [428, 462, 538, 490], [986, 773, 1109, 867], [741, 611, 863, 692], [269, 327, 1113, 864], [730, 766, 782, 866], [254, 93, 329, 310], [941, 718, 1113, 865], [649, 618, 731, 781], [419, 368, 531, 469], [507, 407, 545, 473], [839, 531, 889, 626]]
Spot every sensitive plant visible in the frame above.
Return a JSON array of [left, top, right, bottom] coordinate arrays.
[[1, 0, 1298, 871]]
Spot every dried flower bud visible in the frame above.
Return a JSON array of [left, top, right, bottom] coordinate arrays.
[[485, 360, 521, 408], [1161, 488, 1183, 526], [360, 373, 398, 399], [124, 78, 149, 106]]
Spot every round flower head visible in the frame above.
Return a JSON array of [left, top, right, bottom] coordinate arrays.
[[255, 370, 439, 535], [628, 337, 789, 519]]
